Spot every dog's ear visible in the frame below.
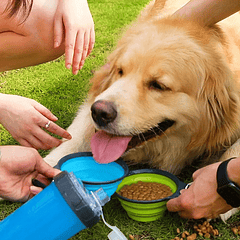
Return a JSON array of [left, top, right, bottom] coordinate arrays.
[[138, 0, 166, 21], [190, 61, 240, 153]]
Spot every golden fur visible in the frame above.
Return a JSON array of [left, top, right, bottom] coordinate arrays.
[[45, 0, 240, 176]]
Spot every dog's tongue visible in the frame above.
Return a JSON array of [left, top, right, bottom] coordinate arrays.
[[91, 130, 132, 163]]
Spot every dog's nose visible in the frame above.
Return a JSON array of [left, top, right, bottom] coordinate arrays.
[[91, 100, 117, 127]]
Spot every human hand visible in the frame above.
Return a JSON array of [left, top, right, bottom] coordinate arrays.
[[0, 94, 71, 150], [53, 0, 95, 75], [0, 146, 61, 202], [167, 162, 232, 219]]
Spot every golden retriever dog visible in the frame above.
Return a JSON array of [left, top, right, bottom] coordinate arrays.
[[45, 0, 240, 179]]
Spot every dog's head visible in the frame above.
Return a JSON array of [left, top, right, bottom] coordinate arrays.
[[89, 1, 240, 165]]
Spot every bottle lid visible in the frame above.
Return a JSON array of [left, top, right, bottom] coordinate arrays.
[[54, 171, 109, 228]]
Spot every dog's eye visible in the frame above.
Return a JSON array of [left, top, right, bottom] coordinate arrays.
[[149, 80, 167, 91], [117, 68, 124, 76]]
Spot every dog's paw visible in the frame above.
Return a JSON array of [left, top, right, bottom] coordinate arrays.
[[219, 208, 239, 223], [44, 155, 60, 167]]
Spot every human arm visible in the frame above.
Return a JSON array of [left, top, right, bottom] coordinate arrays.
[[53, 0, 95, 75], [173, 0, 240, 27], [0, 146, 61, 202], [166, 158, 240, 219], [0, 94, 71, 150]]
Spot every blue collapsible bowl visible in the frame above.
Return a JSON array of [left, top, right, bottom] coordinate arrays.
[[55, 152, 129, 197]]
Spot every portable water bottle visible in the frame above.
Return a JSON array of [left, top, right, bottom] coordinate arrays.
[[0, 171, 110, 240]]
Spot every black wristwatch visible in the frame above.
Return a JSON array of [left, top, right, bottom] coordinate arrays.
[[217, 158, 240, 208]]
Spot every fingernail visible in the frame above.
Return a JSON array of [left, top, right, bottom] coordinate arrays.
[[53, 115, 58, 121], [30, 186, 41, 195], [66, 64, 71, 69], [64, 133, 72, 140], [73, 69, 79, 75], [54, 41, 60, 48]]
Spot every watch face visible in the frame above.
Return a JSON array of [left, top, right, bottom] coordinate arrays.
[[217, 183, 240, 208]]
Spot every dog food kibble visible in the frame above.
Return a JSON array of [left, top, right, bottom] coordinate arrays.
[[171, 221, 219, 240], [118, 181, 172, 201]]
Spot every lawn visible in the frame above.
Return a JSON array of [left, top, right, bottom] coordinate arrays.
[[1, 0, 240, 239]]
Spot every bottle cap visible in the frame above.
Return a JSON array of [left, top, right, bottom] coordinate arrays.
[[54, 171, 109, 228]]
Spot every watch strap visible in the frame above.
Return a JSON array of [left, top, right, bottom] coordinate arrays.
[[217, 157, 240, 208], [217, 158, 235, 188]]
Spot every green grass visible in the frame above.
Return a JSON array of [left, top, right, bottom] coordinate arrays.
[[1, 0, 240, 239]]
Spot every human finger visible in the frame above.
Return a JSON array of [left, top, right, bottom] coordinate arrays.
[[30, 185, 44, 196], [43, 120, 72, 140], [18, 138, 52, 151], [17, 123, 54, 149], [177, 210, 193, 219], [167, 197, 195, 219], [34, 173, 53, 186], [192, 167, 206, 180], [18, 138, 34, 148], [72, 31, 84, 75], [53, 13, 64, 48], [20, 133, 53, 150], [18, 134, 43, 149], [79, 31, 90, 71], [35, 158, 61, 179], [166, 196, 184, 213], [33, 101, 58, 122], [65, 26, 77, 70], [31, 124, 62, 149], [87, 27, 95, 57]]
